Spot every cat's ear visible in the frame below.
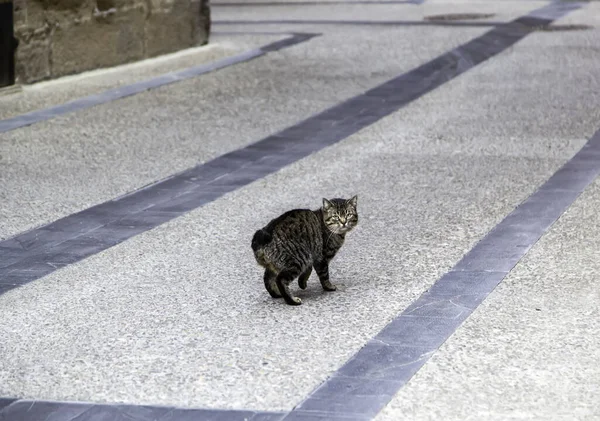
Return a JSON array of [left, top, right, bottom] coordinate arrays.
[[347, 195, 358, 208], [322, 198, 334, 211]]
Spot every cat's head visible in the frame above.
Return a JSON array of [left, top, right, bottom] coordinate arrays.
[[322, 195, 358, 235]]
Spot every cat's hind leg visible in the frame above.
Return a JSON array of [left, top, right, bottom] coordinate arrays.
[[264, 269, 281, 298], [298, 266, 312, 290], [276, 270, 302, 305]]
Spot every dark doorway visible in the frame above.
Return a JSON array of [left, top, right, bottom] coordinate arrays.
[[0, 1, 15, 88]]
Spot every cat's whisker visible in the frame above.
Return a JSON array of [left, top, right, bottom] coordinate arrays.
[[325, 228, 336, 246]]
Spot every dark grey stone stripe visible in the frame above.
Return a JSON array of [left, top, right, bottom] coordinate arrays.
[[0, 399, 285, 421], [282, 5, 591, 420], [0, 2, 580, 295], [0, 33, 318, 134], [0, 398, 16, 413]]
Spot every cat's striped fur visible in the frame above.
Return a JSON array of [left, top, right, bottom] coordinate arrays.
[[251, 196, 358, 305]]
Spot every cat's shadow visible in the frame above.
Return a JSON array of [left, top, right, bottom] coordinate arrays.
[[295, 280, 348, 301], [259, 281, 351, 308]]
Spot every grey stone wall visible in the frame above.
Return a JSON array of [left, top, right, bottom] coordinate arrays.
[[13, 0, 210, 84]]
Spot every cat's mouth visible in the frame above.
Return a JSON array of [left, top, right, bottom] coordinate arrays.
[[335, 225, 354, 234]]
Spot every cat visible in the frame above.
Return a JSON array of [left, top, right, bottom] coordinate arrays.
[[251, 196, 358, 305]]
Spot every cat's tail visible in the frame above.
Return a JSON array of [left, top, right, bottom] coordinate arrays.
[[251, 229, 272, 252], [251, 229, 273, 267]]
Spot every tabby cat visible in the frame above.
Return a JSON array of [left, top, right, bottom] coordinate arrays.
[[251, 196, 358, 305]]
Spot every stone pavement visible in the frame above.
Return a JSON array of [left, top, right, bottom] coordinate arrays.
[[1, 0, 600, 420]]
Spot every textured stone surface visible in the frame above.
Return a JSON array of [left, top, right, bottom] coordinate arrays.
[[51, 8, 147, 76], [12, 0, 210, 83], [0, 10, 597, 410], [13, 27, 52, 82], [1, 0, 600, 417], [0, 24, 488, 240], [0, 33, 275, 120], [374, 179, 600, 421], [145, 0, 194, 57]]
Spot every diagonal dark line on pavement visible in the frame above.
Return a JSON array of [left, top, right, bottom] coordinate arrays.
[[0, 399, 286, 421], [0, 2, 581, 300], [0, 32, 318, 134]]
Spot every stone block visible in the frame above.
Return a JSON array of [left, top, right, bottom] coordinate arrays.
[[145, 0, 194, 57], [12, 0, 210, 83], [15, 0, 47, 33], [14, 27, 52, 83], [13, 0, 28, 30], [50, 7, 146, 77]]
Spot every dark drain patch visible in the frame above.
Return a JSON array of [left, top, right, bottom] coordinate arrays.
[[424, 13, 495, 21], [531, 23, 593, 31]]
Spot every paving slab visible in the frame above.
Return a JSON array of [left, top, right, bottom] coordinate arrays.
[[0, 21, 488, 240], [374, 166, 600, 421], [0, 126, 574, 411], [212, 0, 544, 22], [0, 35, 286, 120], [1, 1, 599, 408], [1, 0, 600, 419]]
